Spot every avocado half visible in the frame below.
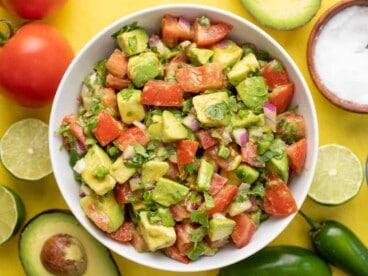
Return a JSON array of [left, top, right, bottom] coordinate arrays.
[[19, 209, 120, 276], [241, 0, 321, 30]]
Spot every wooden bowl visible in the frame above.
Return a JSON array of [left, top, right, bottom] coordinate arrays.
[[307, 0, 368, 113]]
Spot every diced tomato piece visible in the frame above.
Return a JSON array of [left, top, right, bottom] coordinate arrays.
[[287, 138, 307, 174], [162, 15, 192, 48], [269, 82, 294, 114], [175, 223, 195, 256], [261, 59, 289, 90], [164, 246, 190, 264], [175, 63, 224, 93], [106, 49, 128, 79], [206, 184, 238, 216], [114, 183, 142, 205], [106, 74, 131, 90], [142, 80, 184, 107], [193, 19, 232, 47], [205, 236, 229, 249], [264, 173, 298, 216], [93, 110, 122, 146], [107, 220, 134, 242], [170, 203, 191, 221], [131, 228, 148, 252], [196, 129, 219, 149], [165, 161, 180, 181], [176, 139, 199, 173], [230, 213, 256, 248], [208, 173, 228, 196], [240, 141, 265, 168], [205, 145, 241, 172], [69, 121, 86, 144], [115, 126, 151, 152], [276, 112, 306, 144]]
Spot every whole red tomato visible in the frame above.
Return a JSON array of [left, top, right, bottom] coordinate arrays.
[[0, 22, 74, 107], [0, 0, 67, 19]]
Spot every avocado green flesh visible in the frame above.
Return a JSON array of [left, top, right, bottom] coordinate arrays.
[[19, 210, 119, 276], [241, 0, 321, 30]]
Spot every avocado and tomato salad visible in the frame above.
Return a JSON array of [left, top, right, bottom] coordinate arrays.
[[58, 15, 307, 263]]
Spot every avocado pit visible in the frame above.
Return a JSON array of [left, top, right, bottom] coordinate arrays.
[[40, 233, 87, 275]]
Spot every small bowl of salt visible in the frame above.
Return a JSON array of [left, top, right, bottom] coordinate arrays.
[[307, 0, 368, 113]]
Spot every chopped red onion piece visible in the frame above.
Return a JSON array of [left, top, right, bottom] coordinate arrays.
[[232, 128, 248, 146], [178, 16, 191, 30], [182, 114, 200, 131], [75, 139, 86, 154], [216, 40, 228, 48], [263, 102, 277, 131], [123, 145, 136, 160], [133, 120, 146, 130]]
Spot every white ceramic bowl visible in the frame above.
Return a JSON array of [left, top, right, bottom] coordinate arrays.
[[49, 4, 319, 272]]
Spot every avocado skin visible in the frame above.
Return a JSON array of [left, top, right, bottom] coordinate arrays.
[[19, 209, 120, 276]]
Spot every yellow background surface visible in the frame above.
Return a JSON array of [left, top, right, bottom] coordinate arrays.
[[0, 1, 367, 275]]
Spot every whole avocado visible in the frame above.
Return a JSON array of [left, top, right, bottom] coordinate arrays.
[[218, 245, 331, 276], [19, 209, 120, 276]]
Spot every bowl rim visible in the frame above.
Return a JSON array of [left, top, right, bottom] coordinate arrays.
[[307, 0, 368, 113], [49, 3, 319, 272]]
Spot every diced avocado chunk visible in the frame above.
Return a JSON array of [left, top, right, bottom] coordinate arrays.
[[187, 44, 214, 65], [231, 109, 265, 128], [208, 216, 236, 241], [127, 52, 162, 88], [211, 40, 243, 69], [147, 114, 163, 139], [138, 211, 176, 251], [110, 156, 136, 183], [116, 28, 149, 57], [236, 76, 269, 114], [162, 110, 188, 142], [196, 159, 215, 191], [228, 191, 252, 217], [81, 144, 116, 195], [141, 160, 169, 186], [117, 88, 145, 124], [236, 164, 260, 184], [266, 138, 289, 183], [228, 52, 260, 85], [152, 177, 189, 207], [193, 92, 231, 127], [80, 191, 124, 233]]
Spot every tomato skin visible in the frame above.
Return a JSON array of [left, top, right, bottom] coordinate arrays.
[[196, 129, 219, 149], [287, 138, 307, 174], [206, 184, 238, 216], [193, 20, 232, 47], [261, 60, 289, 90], [93, 110, 122, 146], [162, 15, 192, 48], [1, 0, 67, 19], [269, 82, 294, 114], [0, 23, 74, 107], [107, 220, 134, 242], [115, 126, 151, 152], [264, 173, 298, 216], [230, 213, 256, 248]]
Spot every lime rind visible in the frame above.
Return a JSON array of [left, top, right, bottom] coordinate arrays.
[[0, 185, 25, 244], [308, 144, 363, 205], [241, 0, 321, 30], [0, 118, 52, 181]]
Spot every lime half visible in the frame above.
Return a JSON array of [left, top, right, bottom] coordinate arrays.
[[0, 118, 52, 181], [0, 185, 25, 244], [308, 144, 363, 205]]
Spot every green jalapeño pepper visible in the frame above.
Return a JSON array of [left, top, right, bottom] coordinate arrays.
[[218, 245, 331, 276], [299, 211, 368, 275]]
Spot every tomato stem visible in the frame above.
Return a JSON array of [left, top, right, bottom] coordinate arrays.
[[0, 19, 15, 46]]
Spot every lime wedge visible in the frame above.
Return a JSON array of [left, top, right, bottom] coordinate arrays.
[[0, 185, 25, 244], [308, 144, 363, 205], [0, 118, 52, 181]]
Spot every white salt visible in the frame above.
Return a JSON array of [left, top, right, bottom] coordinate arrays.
[[313, 6, 368, 104]]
